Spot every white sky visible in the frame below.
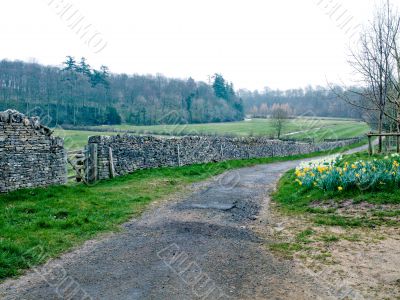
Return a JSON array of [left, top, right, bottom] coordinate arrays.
[[1, 0, 398, 90]]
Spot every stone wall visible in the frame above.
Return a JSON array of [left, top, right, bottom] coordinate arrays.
[[88, 135, 361, 180], [0, 110, 67, 193]]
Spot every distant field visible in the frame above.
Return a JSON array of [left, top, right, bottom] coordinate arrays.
[[96, 118, 368, 138], [53, 130, 120, 151], [54, 118, 369, 151]]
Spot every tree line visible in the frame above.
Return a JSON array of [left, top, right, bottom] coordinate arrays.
[[239, 86, 364, 119], [0, 58, 244, 126]]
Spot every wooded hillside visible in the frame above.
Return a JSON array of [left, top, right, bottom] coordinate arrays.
[[0, 58, 244, 126]]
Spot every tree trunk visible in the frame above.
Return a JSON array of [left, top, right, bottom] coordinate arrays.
[[378, 109, 384, 153]]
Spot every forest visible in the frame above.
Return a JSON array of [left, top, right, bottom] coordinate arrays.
[[239, 86, 364, 120], [0, 57, 368, 128], [0, 58, 244, 126]]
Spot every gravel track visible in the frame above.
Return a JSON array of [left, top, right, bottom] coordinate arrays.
[[0, 145, 369, 300]]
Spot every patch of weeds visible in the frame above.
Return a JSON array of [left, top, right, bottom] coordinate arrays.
[[372, 210, 400, 218], [312, 252, 333, 263], [269, 242, 305, 259], [313, 215, 357, 226], [296, 229, 315, 244], [343, 234, 361, 242], [319, 234, 340, 243], [306, 207, 336, 214]]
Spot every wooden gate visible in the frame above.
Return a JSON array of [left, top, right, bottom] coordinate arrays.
[[67, 149, 88, 184]]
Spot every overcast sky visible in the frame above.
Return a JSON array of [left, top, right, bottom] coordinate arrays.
[[1, 0, 398, 90]]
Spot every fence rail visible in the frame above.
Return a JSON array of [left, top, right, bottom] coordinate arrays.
[[366, 132, 400, 155]]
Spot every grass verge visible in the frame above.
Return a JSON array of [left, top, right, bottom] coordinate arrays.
[[0, 139, 366, 280], [272, 151, 400, 229]]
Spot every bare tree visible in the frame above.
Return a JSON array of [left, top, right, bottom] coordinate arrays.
[[348, 0, 400, 152], [270, 103, 291, 139]]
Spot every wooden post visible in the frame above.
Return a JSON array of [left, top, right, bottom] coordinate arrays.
[[88, 143, 98, 183], [108, 147, 115, 179], [368, 135, 373, 156], [397, 135, 400, 153], [177, 144, 181, 167]]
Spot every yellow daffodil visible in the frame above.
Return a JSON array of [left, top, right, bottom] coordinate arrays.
[[338, 186, 343, 191], [295, 179, 303, 186]]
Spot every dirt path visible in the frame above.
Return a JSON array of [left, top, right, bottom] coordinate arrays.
[[0, 145, 369, 300]]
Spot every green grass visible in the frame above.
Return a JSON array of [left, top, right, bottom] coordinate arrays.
[[273, 151, 400, 228], [99, 118, 368, 138], [54, 118, 369, 151], [53, 129, 121, 151], [0, 140, 367, 280]]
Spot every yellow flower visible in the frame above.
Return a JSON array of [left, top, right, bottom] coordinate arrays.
[[295, 179, 303, 186], [355, 173, 360, 178], [351, 164, 357, 169], [338, 186, 343, 191], [343, 167, 347, 172]]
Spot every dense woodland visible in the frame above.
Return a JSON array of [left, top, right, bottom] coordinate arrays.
[[239, 87, 364, 120], [0, 58, 244, 126], [0, 57, 367, 128]]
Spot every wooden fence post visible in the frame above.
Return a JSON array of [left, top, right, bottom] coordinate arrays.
[[108, 147, 115, 179], [87, 143, 98, 183], [177, 144, 181, 167], [368, 135, 373, 156]]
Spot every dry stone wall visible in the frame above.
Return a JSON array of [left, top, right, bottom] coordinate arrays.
[[0, 110, 67, 193], [88, 135, 361, 180]]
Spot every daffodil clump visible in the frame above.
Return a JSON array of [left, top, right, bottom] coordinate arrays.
[[295, 153, 400, 192]]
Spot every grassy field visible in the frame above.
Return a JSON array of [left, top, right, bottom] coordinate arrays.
[[54, 117, 369, 151], [0, 141, 367, 280], [53, 129, 121, 151], [97, 117, 368, 138]]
